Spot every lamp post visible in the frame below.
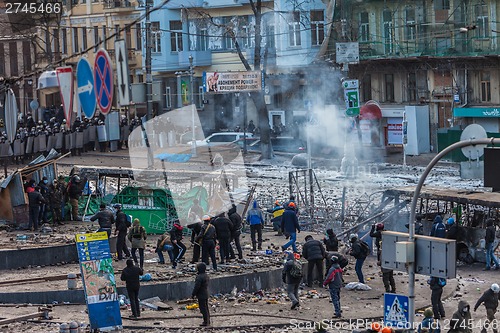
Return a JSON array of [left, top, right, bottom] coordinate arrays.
[[189, 55, 197, 157]]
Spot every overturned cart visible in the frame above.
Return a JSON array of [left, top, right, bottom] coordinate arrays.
[[382, 186, 500, 263]]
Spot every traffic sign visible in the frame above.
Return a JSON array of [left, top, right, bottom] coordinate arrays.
[[343, 79, 360, 117], [77, 58, 97, 119], [56, 66, 74, 128], [336, 42, 359, 64], [384, 293, 409, 328], [114, 39, 131, 106], [94, 48, 114, 115]]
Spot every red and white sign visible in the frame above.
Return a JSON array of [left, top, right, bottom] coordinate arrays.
[[94, 49, 114, 115], [56, 66, 74, 129], [387, 117, 403, 145]]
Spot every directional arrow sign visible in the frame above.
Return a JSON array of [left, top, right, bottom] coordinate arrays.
[[56, 66, 74, 128], [343, 79, 360, 117], [114, 39, 130, 106], [94, 48, 114, 115], [77, 58, 97, 119]]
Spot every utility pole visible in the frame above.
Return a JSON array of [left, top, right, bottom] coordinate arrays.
[[145, 0, 153, 121], [189, 55, 197, 157]]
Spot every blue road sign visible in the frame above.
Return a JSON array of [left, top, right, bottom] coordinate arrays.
[[384, 293, 409, 328], [77, 58, 97, 119], [94, 49, 114, 115]]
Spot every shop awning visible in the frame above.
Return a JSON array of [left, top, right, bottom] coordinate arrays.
[[453, 107, 500, 118], [359, 103, 382, 120]]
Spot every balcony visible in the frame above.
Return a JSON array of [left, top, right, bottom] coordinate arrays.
[[178, 50, 212, 67], [103, 0, 136, 12], [107, 48, 139, 66]]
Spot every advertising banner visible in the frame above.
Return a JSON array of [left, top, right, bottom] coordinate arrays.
[[76, 232, 122, 331], [387, 117, 403, 145], [203, 71, 262, 93]]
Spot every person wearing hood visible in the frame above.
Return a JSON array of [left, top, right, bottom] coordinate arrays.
[[198, 215, 218, 271], [449, 300, 472, 333], [474, 283, 500, 333], [120, 259, 143, 319], [246, 200, 264, 251], [187, 220, 203, 264], [349, 234, 369, 284], [191, 262, 210, 326], [282, 252, 302, 310], [428, 276, 446, 320], [156, 231, 174, 266], [430, 215, 446, 238], [323, 229, 339, 252], [127, 218, 147, 269], [212, 212, 233, 263], [323, 255, 343, 318], [417, 308, 440, 333], [228, 205, 243, 260], [370, 223, 384, 261], [268, 201, 285, 236], [484, 218, 499, 271], [281, 202, 301, 253], [169, 220, 186, 268]]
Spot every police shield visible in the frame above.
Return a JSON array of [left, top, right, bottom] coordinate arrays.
[[64, 133, 71, 150], [69, 132, 76, 149], [76, 132, 84, 148], [89, 125, 96, 142], [25, 136, 34, 154], [38, 134, 47, 152], [83, 126, 89, 145], [97, 125, 108, 142], [33, 136, 40, 153], [46, 135, 55, 151], [14, 139, 24, 156], [0, 143, 12, 157], [55, 132, 63, 149]]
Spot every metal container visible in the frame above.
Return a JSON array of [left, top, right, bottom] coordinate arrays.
[[67, 273, 78, 290]]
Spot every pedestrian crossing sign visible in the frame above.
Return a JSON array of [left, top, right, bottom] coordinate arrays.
[[384, 293, 409, 327]]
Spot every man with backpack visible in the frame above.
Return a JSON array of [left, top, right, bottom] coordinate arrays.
[[114, 204, 131, 261], [474, 283, 500, 333], [484, 218, 500, 271], [428, 276, 446, 320], [323, 255, 343, 318], [302, 235, 326, 288], [348, 234, 369, 284], [282, 252, 303, 310]]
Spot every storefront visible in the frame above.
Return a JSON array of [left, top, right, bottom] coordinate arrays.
[[453, 107, 500, 133]]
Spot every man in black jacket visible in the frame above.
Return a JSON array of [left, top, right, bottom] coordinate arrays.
[[192, 262, 210, 326], [485, 219, 499, 271], [282, 252, 302, 310], [28, 186, 46, 231], [474, 283, 499, 333], [302, 235, 326, 287], [369, 223, 384, 261], [68, 175, 82, 221], [169, 221, 186, 268], [120, 259, 143, 319], [349, 234, 368, 284], [323, 229, 339, 252], [228, 206, 243, 260], [428, 276, 446, 320], [90, 203, 115, 238], [114, 204, 131, 260], [198, 215, 217, 271], [213, 212, 234, 264], [187, 220, 203, 264]]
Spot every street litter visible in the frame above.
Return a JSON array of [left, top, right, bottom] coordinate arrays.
[[345, 282, 372, 291]]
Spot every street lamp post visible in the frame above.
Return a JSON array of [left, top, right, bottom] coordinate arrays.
[[189, 55, 197, 157]]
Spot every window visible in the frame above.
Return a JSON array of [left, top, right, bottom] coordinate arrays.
[[72, 27, 79, 53], [198, 27, 209, 51], [0, 45, 5, 76], [9, 42, 18, 75], [481, 71, 491, 102], [82, 27, 87, 50], [383, 10, 393, 54], [115, 25, 120, 41], [53, 29, 60, 60], [152, 22, 161, 52], [476, 3, 489, 38], [405, 8, 416, 40], [224, 18, 235, 50], [408, 72, 417, 102], [136, 23, 142, 51], [125, 26, 132, 49], [240, 18, 254, 48], [170, 20, 183, 52], [435, 0, 450, 10], [61, 28, 67, 54], [22, 41, 31, 72], [385, 74, 394, 102], [273, 91, 283, 108], [362, 74, 372, 101], [165, 87, 171, 109], [288, 12, 301, 47], [265, 24, 275, 48], [198, 86, 204, 109], [94, 26, 99, 51], [102, 26, 107, 48], [310, 10, 324, 46], [359, 12, 370, 42]]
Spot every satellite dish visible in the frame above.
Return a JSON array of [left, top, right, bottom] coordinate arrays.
[[460, 124, 487, 159]]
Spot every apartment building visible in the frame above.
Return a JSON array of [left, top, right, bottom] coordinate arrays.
[[339, 0, 500, 152]]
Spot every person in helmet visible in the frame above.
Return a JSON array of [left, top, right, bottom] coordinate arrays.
[[349, 234, 369, 284], [68, 175, 82, 221], [369, 222, 384, 261], [114, 203, 131, 260], [446, 217, 459, 240], [197, 215, 217, 271], [474, 283, 500, 333], [323, 255, 343, 318], [169, 220, 186, 268]]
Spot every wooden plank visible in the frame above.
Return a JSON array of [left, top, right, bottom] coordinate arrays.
[[0, 312, 44, 325]]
